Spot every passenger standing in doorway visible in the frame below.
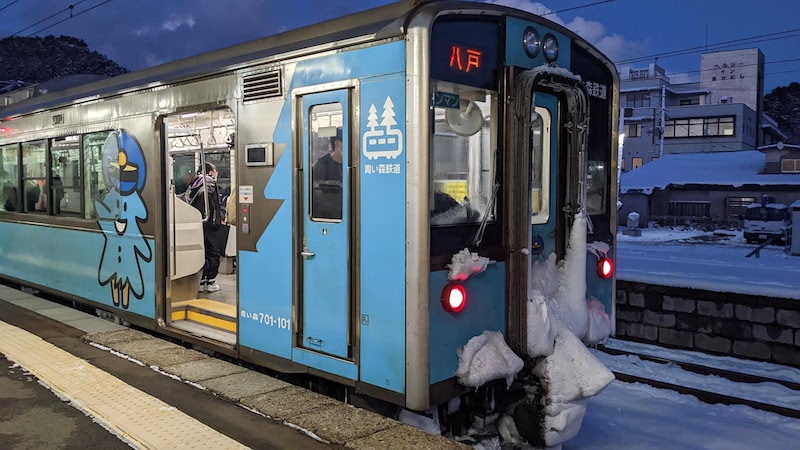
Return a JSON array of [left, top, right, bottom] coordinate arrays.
[[187, 162, 222, 292], [311, 127, 344, 219], [312, 127, 343, 183]]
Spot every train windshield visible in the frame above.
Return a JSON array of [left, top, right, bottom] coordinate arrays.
[[431, 82, 497, 226]]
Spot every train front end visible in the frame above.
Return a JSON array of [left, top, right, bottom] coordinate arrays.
[[404, 2, 619, 445]]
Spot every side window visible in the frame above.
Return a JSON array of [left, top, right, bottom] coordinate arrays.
[[21, 141, 47, 213], [50, 136, 82, 216], [309, 103, 343, 221], [0, 144, 20, 212], [83, 132, 112, 218]]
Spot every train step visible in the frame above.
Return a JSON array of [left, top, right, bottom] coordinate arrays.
[[171, 299, 237, 333]]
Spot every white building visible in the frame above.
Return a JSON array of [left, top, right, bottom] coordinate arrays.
[[618, 49, 786, 172]]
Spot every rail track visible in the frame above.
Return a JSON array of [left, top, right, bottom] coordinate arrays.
[[597, 344, 800, 419]]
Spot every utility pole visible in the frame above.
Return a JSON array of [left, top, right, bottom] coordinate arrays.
[[659, 84, 666, 158]]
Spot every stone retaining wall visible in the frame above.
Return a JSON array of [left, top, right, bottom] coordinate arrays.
[[616, 280, 800, 367]]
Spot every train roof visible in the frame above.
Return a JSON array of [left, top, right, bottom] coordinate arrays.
[[0, 1, 418, 120]]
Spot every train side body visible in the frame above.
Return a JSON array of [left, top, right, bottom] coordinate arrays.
[[0, 1, 619, 444]]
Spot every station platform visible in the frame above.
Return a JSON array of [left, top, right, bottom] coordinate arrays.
[[0, 283, 468, 450]]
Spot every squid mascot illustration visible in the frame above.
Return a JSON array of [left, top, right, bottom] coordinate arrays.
[[95, 130, 152, 309]]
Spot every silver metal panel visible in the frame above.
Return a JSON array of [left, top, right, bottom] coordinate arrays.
[[404, 6, 434, 413]]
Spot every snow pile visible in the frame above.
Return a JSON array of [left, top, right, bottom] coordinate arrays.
[[399, 408, 441, 435], [529, 213, 613, 349], [522, 212, 615, 446], [526, 292, 556, 357], [585, 296, 613, 345], [533, 326, 614, 445], [447, 248, 493, 281], [456, 330, 524, 388], [451, 212, 615, 447]]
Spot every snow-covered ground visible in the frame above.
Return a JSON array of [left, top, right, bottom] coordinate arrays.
[[566, 338, 800, 450], [617, 226, 800, 299], [563, 227, 800, 449]]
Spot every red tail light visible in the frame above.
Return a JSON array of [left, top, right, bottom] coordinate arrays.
[[596, 257, 613, 278], [441, 283, 467, 313]]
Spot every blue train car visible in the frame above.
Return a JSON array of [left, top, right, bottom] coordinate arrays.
[[0, 1, 618, 445]]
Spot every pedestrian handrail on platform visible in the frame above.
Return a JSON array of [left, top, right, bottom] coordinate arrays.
[[746, 238, 775, 258]]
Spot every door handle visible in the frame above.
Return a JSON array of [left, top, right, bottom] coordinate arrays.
[[306, 337, 322, 345], [301, 247, 315, 259]]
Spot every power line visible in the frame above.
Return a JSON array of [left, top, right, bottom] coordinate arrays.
[[546, 0, 617, 16], [25, 0, 114, 37], [616, 27, 800, 65], [0, 0, 21, 13], [10, 0, 89, 37]]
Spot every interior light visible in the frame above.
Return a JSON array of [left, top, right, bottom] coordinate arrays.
[[523, 27, 540, 58], [596, 257, 613, 279], [441, 283, 467, 313], [543, 34, 559, 62]]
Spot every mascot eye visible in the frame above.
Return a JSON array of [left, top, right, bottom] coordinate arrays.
[[124, 202, 128, 212]]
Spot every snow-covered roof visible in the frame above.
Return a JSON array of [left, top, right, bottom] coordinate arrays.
[[621, 151, 800, 194]]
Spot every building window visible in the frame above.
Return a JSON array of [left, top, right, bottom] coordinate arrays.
[[620, 158, 625, 171], [782, 159, 800, 173], [627, 123, 641, 138], [669, 201, 710, 218], [651, 156, 659, 162], [629, 69, 649, 80], [632, 157, 643, 170], [680, 98, 700, 106], [727, 196, 756, 219], [626, 93, 651, 108], [664, 116, 735, 138]]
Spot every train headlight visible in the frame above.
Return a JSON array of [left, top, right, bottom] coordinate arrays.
[[596, 257, 613, 279], [523, 27, 540, 58], [543, 34, 559, 62], [441, 283, 467, 313]]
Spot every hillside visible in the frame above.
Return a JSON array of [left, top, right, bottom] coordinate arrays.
[[0, 35, 127, 86], [764, 82, 800, 144]]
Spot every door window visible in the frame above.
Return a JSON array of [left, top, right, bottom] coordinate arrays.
[[531, 107, 551, 224], [21, 141, 47, 213], [308, 103, 344, 221]]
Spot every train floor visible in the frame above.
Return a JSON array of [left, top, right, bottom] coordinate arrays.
[[0, 283, 467, 450]]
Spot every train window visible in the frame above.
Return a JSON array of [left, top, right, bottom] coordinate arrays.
[[531, 107, 551, 224], [83, 131, 112, 219], [309, 103, 343, 221], [586, 160, 608, 215], [0, 144, 20, 212], [50, 136, 82, 216], [430, 82, 497, 226], [21, 141, 47, 213]]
